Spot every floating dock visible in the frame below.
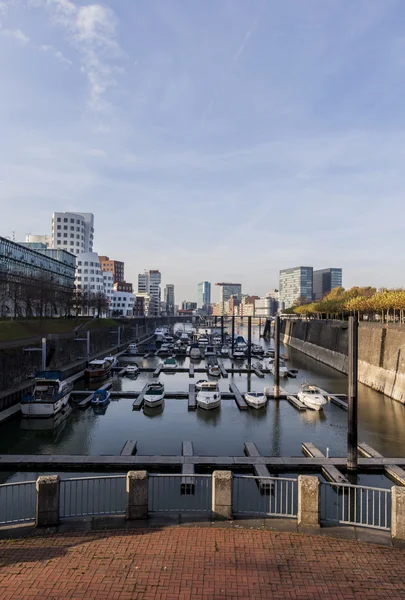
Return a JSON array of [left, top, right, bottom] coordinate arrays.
[[181, 441, 195, 493], [132, 384, 149, 410], [302, 442, 349, 484], [120, 440, 137, 456], [229, 382, 248, 410], [189, 364, 194, 378], [188, 384, 196, 410], [244, 442, 272, 493], [358, 442, 405, 486], [153, 364, 163, 378], [287, 395, 306, 411], [218, 362, 228, 378]]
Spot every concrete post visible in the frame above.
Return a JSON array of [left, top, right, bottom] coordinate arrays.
[[212, 470, 232, 520], [126, 471, 148, 520], [36, 475, 60, 527], [392, 486, 405, 542], [297, 475, 320, 530]]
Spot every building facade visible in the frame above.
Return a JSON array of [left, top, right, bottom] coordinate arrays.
[[137, 270, 161, 316], [51, 212, 94, 256], [254, 295, 279, 317], [164, 284, 175, 316], [99, 256, 125, 284], [182, 301, 197, 310], [111, 292, 134, 317], [134, 293, 150, 316], [279, 267, 313, 309], [114, 281, 133, 293], [25, 234, 51, 247], [197, 281, 211, 313], [313, 268, 343, 301], [216, 282, 242, 303]]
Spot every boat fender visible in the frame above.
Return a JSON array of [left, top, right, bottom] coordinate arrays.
[[213, 394, 217, 399]]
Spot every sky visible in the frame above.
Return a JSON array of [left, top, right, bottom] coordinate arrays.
[[1, 0, 405, 303]]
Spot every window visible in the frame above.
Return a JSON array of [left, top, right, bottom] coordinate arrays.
[[57, 217, 61, 222], [76, 219, 80, 224], [84, 277, 88, 282], [70, 218, 74, 223], [64, 218, 68, 222], [70, 234, 74, 238], [57, 232, 61, 238], [76, 242, 80, 246], [78, 269, 82, 274], [90, 269, 94, 274], [77, 283, 81, 288], [84, 261, 88, 266], [63, 233, 68, 238], [76, 227, 80, 232], [78, 261, 82, 266], [84, 269, 88, 274], [91, 285, 95, 290], [57, 225, 61, 230], [90, 277, 94, 282]]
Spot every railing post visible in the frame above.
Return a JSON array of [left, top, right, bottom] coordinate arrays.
[[391, 486, 405, 544], [36, 475, 60, 527], [298, 475, 320, 530], [126, 471, 148, 520], [212, 470, 232, 520]]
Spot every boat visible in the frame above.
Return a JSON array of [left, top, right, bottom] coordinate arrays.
[[144, 382, 165, 407], [189, 344, 201, 360], [213, 335, 222, 346], [163, 357, 177, 369], [208, 365, 221, 377], [252, 361, 263, 370], [21, 371, 73, 418], [297, 384, 327, 411], [156, 344, 172, 356], [252, 344, 264, 355], [126, 364, 139, 375], [233, 345, 245, 359], [91, 389, 111, 407], [220, 345, 229, 356], [180, 332, 190, 343], [244, 391, 267, 409], [205, 345, 216, 356], [104, 355, 117, 368], [128, 343, 137, 355], [270, 360, 289, 378], [196, 381, 221, 410], [195, 379, 208, 390], [198, 336, 209, 346], [85, 358, 113, 380], [264, 349, 275, 358]]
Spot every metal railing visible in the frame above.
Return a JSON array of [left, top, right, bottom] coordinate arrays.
[[233, 475, 298, 518], [0, 481, 36, 525], [149, 474, 212, 513], [320, 482, 391, 530], [60, 476, 126, 518]]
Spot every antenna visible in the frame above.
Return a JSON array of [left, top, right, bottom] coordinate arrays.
[[12, 231, 15, 242]]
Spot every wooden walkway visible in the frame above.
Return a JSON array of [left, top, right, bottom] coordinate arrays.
[[120, 440, 137, 456], [229, 382, 248, 410], [181, 441, 195, 493], [287, 395, 306, 411], [358, 442, 405, 485], [188, 384, 196, 410], [132, 384, 149, 410], [302, 442, 349, 484], [244, 442, 272, 492]]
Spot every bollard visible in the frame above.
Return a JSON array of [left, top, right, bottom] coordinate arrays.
[[126, 471, 148, 520], [36, 475, 60, 527], [212, 470, 232, 520], [298, 475, 320, 530]]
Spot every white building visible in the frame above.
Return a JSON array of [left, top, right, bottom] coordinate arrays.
[[103, 271, 114, 305], [52, 212, 94, 256], [111, 292, 134, 317], [25, 234, 51, 247], [137, 269, 161, 316], [254, 295, 278, 317], [75, 252, 105, 294]]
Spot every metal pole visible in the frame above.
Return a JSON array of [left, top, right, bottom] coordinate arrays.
[[274, 315, 280, 398], [259, 317, 262, 338], [214, 316, 217, 330], [247, 316, 252, 368], [87, 331, 90, 361], [221, 316, 224, 344], [347, 315, 358, 471], [117, 326, 121, 348], [231, 316, 235, 354], [41, 337, 46, 371]]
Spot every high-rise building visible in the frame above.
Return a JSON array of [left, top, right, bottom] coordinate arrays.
[[51, 212, 94, 256], [164, 284, 175, 316], [215, 282, 242, 303], [137, 270, 161, 316], [197, 282, 211, 313], [254, 295, 279, 317], [182, 301, 197, 310], [313, 268, 343, 301], [279, 267, 313, 309], [99, 256, 124, 284], [25, 234, 51, 247]]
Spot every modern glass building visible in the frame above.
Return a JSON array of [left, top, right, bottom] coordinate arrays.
[[164, 284, 175, 315], [313, 268, 342, 301], [197, 281, 211, 313], [279, 267, 313, 309], [215, 282, 242, 303]]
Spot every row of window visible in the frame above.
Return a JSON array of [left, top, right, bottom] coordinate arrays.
[[55, 217, 83, 224], [55, 225, 84, 232], [77, 261, 99, 267]]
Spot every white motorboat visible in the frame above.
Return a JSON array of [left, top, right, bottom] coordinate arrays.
[[21, 371, 73, 418], [252, 361, 263, 370], [196, 381, 221, 410], [195, 379, 208, 390], [205, 345, 216, 357], [180, 332, 190, 343], [297, 384, 327, 411], [156, 344, 172, 356], [144, 382, 165, 407], [128, 343, 137, 355], [270, 360, 289, 378], [126, 364, 139, 375], [233, 345, 245, 359], [220, 345, 229, 356], [85, 358, 114, 380], [104, 355, 118, 368], [213, 335, 222, 346], [208, 365, 221, 377], [244, 391, 267, 409], [264, 349, 274, 358], [198, 336, 209, 346], [163, 357, 177, 369], [252, 344, 264, 355], [189, 344, 201, 360]]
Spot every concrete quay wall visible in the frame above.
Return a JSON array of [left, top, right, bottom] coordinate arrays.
[[281, 320, 405, 404]]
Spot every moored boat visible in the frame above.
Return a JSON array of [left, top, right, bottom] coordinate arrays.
[[163, 357, 177, 369], [144, 382, 165, 407], [297, 384, 327, 411], [126, 364, 139, 375], [196, 381, 221, 410], [208, 365, 221, 377], [85, 358, 113, 380], [220, 345, 229, 356], [269, 360, 289, 378], [195, 379, 208, 390], [205, 345, 216, 356], [128, 343, 137, 355], [91, 389, 111, 407], [189, 344, 201, 360], [21, 371, 73, 418], [233, 345, 245, 359], [244, 391, 267, 409]]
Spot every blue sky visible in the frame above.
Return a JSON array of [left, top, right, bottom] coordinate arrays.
[[1, 0, 405, 303]]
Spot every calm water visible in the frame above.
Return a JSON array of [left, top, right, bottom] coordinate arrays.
[[0, 324, 404, 487]]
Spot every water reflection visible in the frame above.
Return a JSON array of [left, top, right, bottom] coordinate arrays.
[[196, 406, 221, 426], [143, 401, 165, 419], [20, 404, 73, 431], [301, 408, 327, 426]]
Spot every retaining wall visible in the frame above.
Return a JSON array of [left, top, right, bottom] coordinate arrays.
[[281, 320, 405, 404]]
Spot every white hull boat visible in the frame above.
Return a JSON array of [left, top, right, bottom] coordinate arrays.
[[297, 384, 327, 411], [196, 382, 221, 410], [195, 379, 208, 390], [244, 392, 267, 409], [163, 357, 177, 369], [144, 383, 165, 407], [126, 365, 139, 375], [208, 365, 221, 377], [128, 343, 137, 355], [21, 371, 72, 418]]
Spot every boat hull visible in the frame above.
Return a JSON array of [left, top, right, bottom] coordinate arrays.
[[245, 394, 267, 409], [297, 393, 326, 411], [21, 392, 71, 418], [197, 398, 221, 410], [144, 394, 164, 407]]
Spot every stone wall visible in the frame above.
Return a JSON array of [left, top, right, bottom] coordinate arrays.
[[281, 320, 405, 404]]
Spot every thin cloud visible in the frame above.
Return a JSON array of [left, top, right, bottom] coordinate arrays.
[[0, 24, 29, 44], [40, 43, 72, 66]]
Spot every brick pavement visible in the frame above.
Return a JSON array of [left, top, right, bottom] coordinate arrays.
[[0, 527, 404, 599]]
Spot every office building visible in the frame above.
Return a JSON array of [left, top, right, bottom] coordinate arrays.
[[99, 256, 124, 283], [182, 301, 197, 311], [134, 293, 150, 316], [138, 270, 161, 316], [25, 234, 51, 247], [75, 252, 106, 295], [51, 212, 94, 256], [164, 284, 175, 316], [313, 268, 343, 301], [114, 281, 133, 293], [279, 267, 313, 309], [111, 292, 134, 317], [197, 281, 211, 313], [254, 294, 279, 317], [215, 282, 242, 303]]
